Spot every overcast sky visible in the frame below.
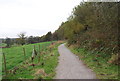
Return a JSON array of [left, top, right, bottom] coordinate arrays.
[[0, 0, 82, 38]]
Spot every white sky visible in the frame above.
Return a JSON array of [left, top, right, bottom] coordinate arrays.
[[0, 0, 81, 38]]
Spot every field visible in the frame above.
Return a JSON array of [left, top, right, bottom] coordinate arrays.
[[68, 45, 118, 79], [0, 43, 6, 47], [2, 41, 63, 79]]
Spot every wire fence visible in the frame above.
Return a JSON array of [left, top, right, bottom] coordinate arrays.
[[2, 41, 53, 76]]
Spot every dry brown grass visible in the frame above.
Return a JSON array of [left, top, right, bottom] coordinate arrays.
[[34, 69, 47, 79]]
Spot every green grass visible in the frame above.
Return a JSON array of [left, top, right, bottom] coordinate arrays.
[[0, 43, 6, 47], [68, 45, 118, 79], [0, 48, 2, 81], [2, 41, 63, 79]]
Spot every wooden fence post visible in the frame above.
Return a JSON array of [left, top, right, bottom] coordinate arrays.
[[23, 48, 26, 61], [38, 45, 40, 53], [44, 44, 46, 51], [38, 45, 40, 63], [3, 53, 7, 75], [42, 44, 44, 51]]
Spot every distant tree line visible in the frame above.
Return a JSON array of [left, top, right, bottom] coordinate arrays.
[[2, 31, 55, 47]]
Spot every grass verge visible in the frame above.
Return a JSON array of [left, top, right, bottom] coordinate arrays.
[[2, 41, 64, 79], [67, 44, 118, 79]]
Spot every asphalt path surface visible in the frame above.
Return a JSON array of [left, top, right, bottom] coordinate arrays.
[[55, 44, 96, 79]]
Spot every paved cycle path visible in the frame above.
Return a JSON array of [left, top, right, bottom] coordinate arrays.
[[55, 44, 96, 79]]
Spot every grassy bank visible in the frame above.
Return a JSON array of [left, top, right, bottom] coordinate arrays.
[[2, 41, 63, 79], [67, 45, 118, 79]]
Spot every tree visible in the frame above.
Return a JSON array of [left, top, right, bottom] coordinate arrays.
[[44, 32, 52, 41], [27, 36, 34, 44], [17, 32, 26, 45], [39, 35, 46, 42], [5, 38, 11, 47], [52, 31, 59, 40], [33, 36, 40, 43]]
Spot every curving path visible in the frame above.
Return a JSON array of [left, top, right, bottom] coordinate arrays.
[[55, 44, 96, 79]]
